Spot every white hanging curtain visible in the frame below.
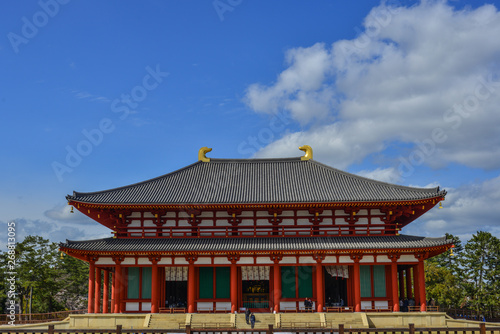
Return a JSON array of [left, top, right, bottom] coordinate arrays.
[[165, 266, 188, 281], [241, 266, 270, 280], [325, 265, 349, 279]]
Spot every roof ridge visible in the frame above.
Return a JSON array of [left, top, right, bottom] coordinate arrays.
[[67, 160, 203, 199], [67, 157, 446, 204], [308, 160, 445, 194]]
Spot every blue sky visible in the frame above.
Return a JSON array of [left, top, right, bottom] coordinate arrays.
[[1, 0, 500, 247]]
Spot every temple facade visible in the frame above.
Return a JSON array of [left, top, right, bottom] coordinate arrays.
[[60, 146, 452, 314]]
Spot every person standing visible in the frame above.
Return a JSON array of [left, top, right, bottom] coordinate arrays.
[[250, 313, 256, 329], [245, 308, 251, 324]]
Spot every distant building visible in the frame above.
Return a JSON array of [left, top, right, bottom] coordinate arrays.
[[60, 146, 451, 313]]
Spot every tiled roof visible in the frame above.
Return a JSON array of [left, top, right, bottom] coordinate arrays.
[[67, 158, 446, 205], [60, 235, 451, 253]]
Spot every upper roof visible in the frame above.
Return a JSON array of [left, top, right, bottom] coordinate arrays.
[[60, 234, 452, 253], [67, 157, 446, 205]]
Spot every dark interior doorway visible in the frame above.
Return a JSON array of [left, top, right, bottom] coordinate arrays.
[[242, 280, 269, 309], [324, 274, 348, 307], [164, 281, 187, 308]]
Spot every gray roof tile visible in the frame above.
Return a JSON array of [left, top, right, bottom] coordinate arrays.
[[60, 234, 451, 253], [67, 158, 446, 205]]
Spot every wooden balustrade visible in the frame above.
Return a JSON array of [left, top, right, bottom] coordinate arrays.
[[2, 322, 500, 334]]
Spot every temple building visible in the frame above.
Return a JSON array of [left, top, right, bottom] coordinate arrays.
[[60, 146, 452, 314]]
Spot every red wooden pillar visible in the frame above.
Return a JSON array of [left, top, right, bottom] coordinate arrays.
[[406, 268, 413, 300], [273, 263, 281, 312], [114, 261, 122, 313], [352, 258, 361, 312], [230, 262, 238, 313], [391, 257, 400, 312], [95, 267, 102, 313], [315, 262, 324, 312], [399, 269, 405, 299], [103, 270, 109, 314], [413, 265, 420, 305], [151, 258, 160, 313], [187, 256, 197, 313], [88, 260, 95, 313], [111, 271, 116, 313], [417, 258, 426, 312]]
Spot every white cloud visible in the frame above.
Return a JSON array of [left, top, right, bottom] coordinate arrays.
[[0, 218, 110, 250], [44, 203, 95, 224], [404, 174, 500, 240], [244, 1, 500, 172], [357, 167, 401, 183]]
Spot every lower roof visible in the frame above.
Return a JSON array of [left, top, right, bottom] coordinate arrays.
[[60, 234, 451, 254]]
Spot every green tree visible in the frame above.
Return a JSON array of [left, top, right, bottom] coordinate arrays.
[[427, 233, 463, 273], [425, 260, 464, 309], [460, 231, 500, 316], [57, 252, 89, 310], [15, 235, 63, 313], [1, 235, 89, 314]]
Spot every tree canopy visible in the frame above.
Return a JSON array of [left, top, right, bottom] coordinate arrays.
[[0, 235, 88, 314], [425, 231, 500, 317]]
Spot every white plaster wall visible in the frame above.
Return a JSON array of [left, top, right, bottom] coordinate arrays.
[[361, 301, 372, 310], [196, 257, 212, 265], [323, 256, 337, 264], [214, 257, 230, 265], [240, 219, 254, 226], [216, 302, 231, 310], [122, 258, 135, 265], [298, 257, 316, 264], [142, 302, 151, 311], [197, 302, 213, 310], [335, 210, 348, 216], [137, 258, 151, 265], [240, 211, 254, 217], [338, 256, 353, 264], [125, 302, 139, 311], [256, 257, 273, 264], [280, 301, 296, 310], [216, 211, 230, 217], [335, 218, 348, 224], [215, 219, 231, 226], [238, 257, 254, 264], [399, 254, 418, 262], [374, 300, 388, 309], [158, 258, 172, 265], [377, 255, 390, 263], [96, 257, 114, 265], [360, 255, 374, 263], [129, 220, 141, 227], [355, 217, 369, 225], [280, 256, 296, 264]]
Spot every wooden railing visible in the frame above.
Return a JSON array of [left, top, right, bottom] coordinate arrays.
[[243, 300, 269, 309], [115, 224, 399, 239], [2, 323, 500, 334], [0, 310, 85, 325]]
